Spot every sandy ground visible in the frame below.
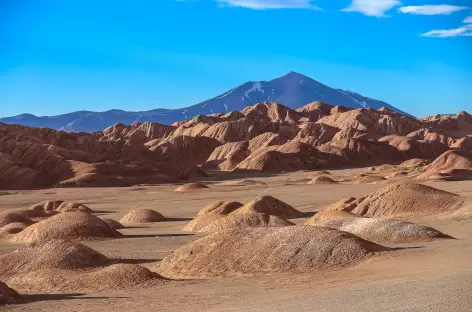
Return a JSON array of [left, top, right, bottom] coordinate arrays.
[[1, 168, 472, 312]]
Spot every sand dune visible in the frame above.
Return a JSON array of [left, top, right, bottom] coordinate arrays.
[[158, 226, 392, 278]]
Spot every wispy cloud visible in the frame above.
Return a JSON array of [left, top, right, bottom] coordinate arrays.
[[342, 0, 401, 17], [398, 5, 468, 15], [421, 15, 472, 38], [215, 0, 319, 10]]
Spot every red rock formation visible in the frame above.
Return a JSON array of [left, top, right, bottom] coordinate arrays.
[[1, 103, 471, 188]]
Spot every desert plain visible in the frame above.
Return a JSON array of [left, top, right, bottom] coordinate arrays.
[[1, 167, 471, 312]]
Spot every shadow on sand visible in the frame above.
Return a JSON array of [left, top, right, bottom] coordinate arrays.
[[122, 233, 195, 239], [110, 258, 162, 264], [21, 293, 128, 303]]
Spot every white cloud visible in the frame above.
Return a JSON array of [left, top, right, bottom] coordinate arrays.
[[342, 0, 401, 17], [398, 5, 468, 15], [421, 27, 471, 37], [421, 12, 472, 38], [215, 0, 319, 10]]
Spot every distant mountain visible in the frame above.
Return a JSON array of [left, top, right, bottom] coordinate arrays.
[[0, 72, 407, 132]]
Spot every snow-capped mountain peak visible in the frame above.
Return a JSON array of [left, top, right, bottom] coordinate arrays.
[[0, 72, 407, 131]]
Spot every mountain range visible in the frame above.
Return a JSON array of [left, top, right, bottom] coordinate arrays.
[[0, 72, 406, 132]]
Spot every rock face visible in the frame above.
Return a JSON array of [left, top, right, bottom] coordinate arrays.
[[306, 210, 452, 244], [157, 226, 392, 278], [1, 99, 471, 189], [0, 122, 201, 190], [11, 212, 122, 243]]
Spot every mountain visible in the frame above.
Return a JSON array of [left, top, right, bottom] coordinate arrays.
[[0, 72, 407, 132]]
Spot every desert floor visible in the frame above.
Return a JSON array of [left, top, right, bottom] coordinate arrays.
[[1, 168, 472, 312]]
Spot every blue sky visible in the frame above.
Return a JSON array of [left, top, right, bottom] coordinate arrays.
[[1, 0, 471, 117]]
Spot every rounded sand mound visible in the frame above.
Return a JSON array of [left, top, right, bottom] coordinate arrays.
[[353, 175, 387, 184], [373, 164, 397, 173], [102, 218, 125, 229], [7, 263, 165, 292], [119, 209, 165, 224], [0, 240, 110, 280], [0, 212, 33, 228], [350, 183, 463, 218], [73, 264, 163, 292], [29, 200, 92, 214], [182, 215, 225, 232], [325, 197, 364, 212], [417, 150, 472, 181], [230, 196, 302, 219], [0, 223, 29, 239], [384, 171, 408, 179], [197, 201, 243, 216], [0, 240, 165, 292], [157, 226, 392, 278], [0, 281, 21, 305], [10, 212, 122, 243], [400, 158, 429, 168], [174, 183, 209, 192], [306, 210, 452, 244], [308, 176, 338, 185], [196, 213, 294, 233]]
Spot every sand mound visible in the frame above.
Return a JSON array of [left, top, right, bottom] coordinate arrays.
[[102, 218, 125, 229], [354, 175, 387, 184], [119, 209, 165, 224], [174, 183, 209, 192], [157, 226, 392, 278], [195, 213, 294, 233], [11, 212, 122, 243], [385, 171, 408, 179], [71, 264, 163, 292], [0, 212, 34, 228], [373, 164, 397, 173], [0, 281, 21, 305], [325, 197, 362, 212], [231, 196, 302, 219], [182, 215, 225, 232], [308, 176, 338, 185], [400, 158, 429, 168], [349, 183, 463, 218], [307, 211, 452, 244], [29, 200, 93, 213], [197, 201, 243, 216], [0, 223, 29, 239], [417, 150, 472, 181], [0, 240, 110, 280], [0, 240, 165, 292]]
